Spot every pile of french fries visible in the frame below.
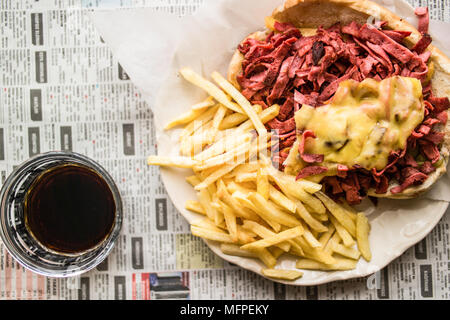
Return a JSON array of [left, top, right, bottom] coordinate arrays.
[[147, 67, 372, 281]]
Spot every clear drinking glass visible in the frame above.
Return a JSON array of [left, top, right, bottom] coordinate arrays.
[[0, 151, 123, 277]]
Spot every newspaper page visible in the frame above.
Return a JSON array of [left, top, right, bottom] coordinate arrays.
[[0, 0, 448, 300]]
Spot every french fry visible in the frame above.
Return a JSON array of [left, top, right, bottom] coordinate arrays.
[[194, 164, 240, 190], [290, 185, 325, 214], [195, 139, 268, 190], [226, 181, 254, 195], [193, 132, 253, 161], [318, 224, 336, 247], [310, 228, 319, 239], [301, 225, 322, 248], [236, 225, 257, 244], [296, 179, 323, 194], [181, 126, 217, 156], [211, 193, 225, 226], [213, 220, 228, 231], [231, 190, 256, 208], [179, 137, 194, 157], [211, 71, 266, 137], [315, 192, 356, 237], [268, 185, 296, 213], [197, 189, 218, 221], [256, 167, 270, 200], [240, 226, 303, 251], [254, 248, 277, 268], [242, 220, 291, 252], [194, 140, 252, 170], [340, 200, 358, 222], [220, 243, 258, 258], [219, 104, 262, 130], [207, 177, 219, 197], [332, 242, 361, 260], [164, 98, 214, 129], [185, 200, 206, 215], [258, 218, 281, 233], [229, 162, 261, 177], [219, 112, 249, 130], [325, 227, 360, 260], [304, 249, 337, 265], [195, 166, 216, 182], [356, 212, 372, 261], [261, 268, 303, 281], [282, 140, 300, 175], [216, 180, 259, 221], [328, 214, 355, 247], [236, 181, 257, 191], [259, 104, 280, 123], [235, 172, 257, 183], [310, 211, 329, 222], [302, 202, 318, 214], [191, 225, 234, 243], [179, 105, 218, 142], [185, 175, 202, 187], [248, 192, 302, 228], [191, 96, 216, 110], [210, 200, 222, 211], [323, 231, 341, 255], [265, 164, 322, 194], [180, 68, 243, 113], [294, 236, 336, 265], [267, 171, 326, 214], [191, 218, 226, 234], [210, 104, 228, 140], [287, 242, 305, 257], [256, 226, 304, 256], [268, 247, 285, 259], [296, 258, 358, 271], [164, 108, 207, 130], [239, 225, 257, 238], [236, 104, 280, 133], [147, 155, 198, 168], [211, 129, 228, 143], [234, 192, 281, 232], [293, 200, 328, 232], [219, 200, 238, 242]]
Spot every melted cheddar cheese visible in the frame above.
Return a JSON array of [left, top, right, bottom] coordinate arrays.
[[294, 76, 424, 171]]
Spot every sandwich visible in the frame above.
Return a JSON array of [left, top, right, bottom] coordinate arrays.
[[227, 0, 450, 204]]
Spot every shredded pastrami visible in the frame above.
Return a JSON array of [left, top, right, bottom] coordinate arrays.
[[236, 8, 449, 204]]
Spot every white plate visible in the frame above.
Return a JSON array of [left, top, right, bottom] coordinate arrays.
[[153, 0, 450, 287]]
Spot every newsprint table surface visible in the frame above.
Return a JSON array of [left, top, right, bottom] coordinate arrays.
[[0, 0, 449, 300]]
